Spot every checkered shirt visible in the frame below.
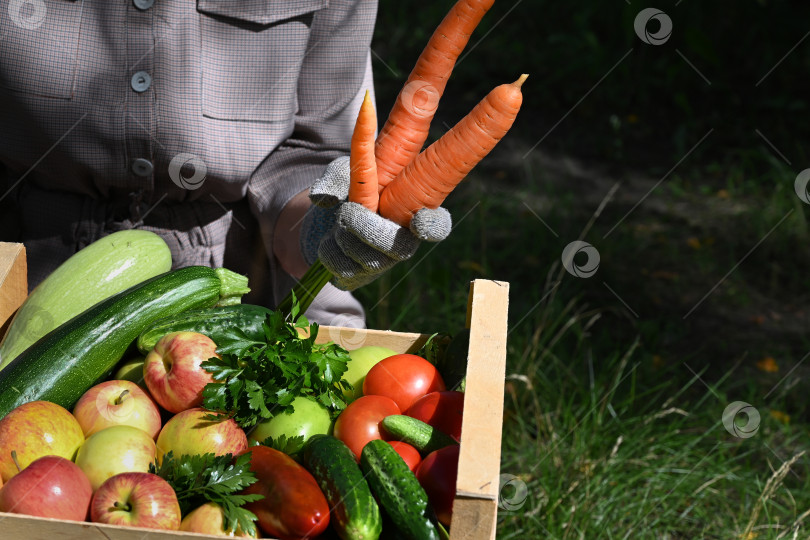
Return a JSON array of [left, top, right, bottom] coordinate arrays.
[[0, 0, 377, 319]]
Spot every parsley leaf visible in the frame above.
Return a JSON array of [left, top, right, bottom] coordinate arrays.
[[149, 451, 262, 536], [201, 299, 353, 428], [260, 434, 306, 455]]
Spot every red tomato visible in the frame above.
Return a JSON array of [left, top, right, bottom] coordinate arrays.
[[333, 395, 400, 461], [362, 354, 446, 411], [415, 445, 459, 526], [406, 391, 464, 441], [388, 441, 421, 472]]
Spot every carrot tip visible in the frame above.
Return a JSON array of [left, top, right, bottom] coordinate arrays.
[[513, 74, 529, 88]]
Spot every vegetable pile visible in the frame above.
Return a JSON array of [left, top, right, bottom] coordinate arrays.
[[0, 227, 469, 538]]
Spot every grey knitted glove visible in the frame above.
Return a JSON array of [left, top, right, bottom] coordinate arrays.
[[300, 156, 452, 291]]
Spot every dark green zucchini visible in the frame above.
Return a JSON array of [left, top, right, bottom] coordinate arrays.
[[0, 266, 249, 418], [301, 435, 381, 540], [360, 439, 439, 540], [136, 304, 274, 354]]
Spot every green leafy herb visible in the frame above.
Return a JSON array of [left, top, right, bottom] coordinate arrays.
[[418, 331, 452, 365], [260, 434, 305, 455], [149, 451, 262, 536], [201, 303, 353, 429]]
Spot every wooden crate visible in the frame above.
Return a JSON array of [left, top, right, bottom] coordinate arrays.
[[0, 243, 509, 540], [0, 242, 27, 338]]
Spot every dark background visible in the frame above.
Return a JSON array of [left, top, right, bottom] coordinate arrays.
[[367, 0, 810, 371], [374, 0, 810, 173]]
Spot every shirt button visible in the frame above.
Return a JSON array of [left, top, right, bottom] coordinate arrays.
[[131, 71, 151, 93], [132, 158, 153, 177], [133, 0, 154, 10]]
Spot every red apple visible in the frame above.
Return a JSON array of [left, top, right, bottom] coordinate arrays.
[[0, 455, 92, 521], [75, 425, 157, 491], [180, 501, 260, 537], [72, 380, 162, 439], [91, 472, 181, 530], [155, 408, 247, 463], [143, 331, 219, 413], [0, 400, 85, 482]]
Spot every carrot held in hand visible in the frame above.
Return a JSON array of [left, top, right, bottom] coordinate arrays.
[[374, 0, 496, 189], [348, 90, 379, 212], [379, 74, 528, 228]]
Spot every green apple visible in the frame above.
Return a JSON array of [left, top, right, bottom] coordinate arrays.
[[342, 346, 397, 402], [113, 357, 148, 391], [75, 425, 156, 491], [248, 396, 332, 445]]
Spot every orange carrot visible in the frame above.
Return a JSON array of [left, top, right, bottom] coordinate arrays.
[[374, 0, 496, 190], [379, 75, 527, 227], [348, 90, 379, 212]]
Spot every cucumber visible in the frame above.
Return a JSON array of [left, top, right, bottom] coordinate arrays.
[[0, 266, 249, 419], [136, 304, 274, 354], [301, 435, 382, 540], [360, 439, 439, 540], [0, 230, 172, 369], [381, 415, 458, 456]]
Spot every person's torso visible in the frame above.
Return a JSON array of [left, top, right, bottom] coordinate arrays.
[[0, 0, 328, 204]]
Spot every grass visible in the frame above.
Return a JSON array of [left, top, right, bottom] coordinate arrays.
[[353, 150, 810, 537], [364, 1, 810, 536]]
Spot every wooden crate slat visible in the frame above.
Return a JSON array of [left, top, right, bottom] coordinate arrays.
[[449, 280, 509, 540], [0, 242, 27, 341]]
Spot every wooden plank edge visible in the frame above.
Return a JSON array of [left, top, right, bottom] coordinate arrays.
[[448, 496, 498, 540], [311, 325, 431, 353], [450, 279, 509, 540], [0, 243, 26, 345]]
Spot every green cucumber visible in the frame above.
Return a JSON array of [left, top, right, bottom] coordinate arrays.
[[0, 230, 172, 369], [360, 439, 439, 540], [0, 266, 249, 418], [136, 304, 274, 354], [381, 415, 458, 456], [301, 435, 381, 540]]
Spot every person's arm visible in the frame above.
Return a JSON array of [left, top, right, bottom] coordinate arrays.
[[273, 187, 311, 279], [248, 0, 377, 306]]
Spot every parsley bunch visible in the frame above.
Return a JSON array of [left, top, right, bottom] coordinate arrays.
[[150, 451, 262, 536], [201, 302, 353, 429]]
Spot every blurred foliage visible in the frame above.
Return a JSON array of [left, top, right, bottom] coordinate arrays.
[[373, 0, 810, 174]]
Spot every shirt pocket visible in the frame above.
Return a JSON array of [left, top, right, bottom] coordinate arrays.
[[0, 0, 83, 99], [197, 0, 328, 123]]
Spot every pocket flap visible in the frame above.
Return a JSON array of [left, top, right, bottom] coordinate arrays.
[[197, 0, 328, 26]]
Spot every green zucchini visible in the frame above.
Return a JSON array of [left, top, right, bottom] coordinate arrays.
[[0, 266, 249, 418], [136, 304, 274, 354], [381, 415, 458, 456], [0, 230, 172, 369], [300, 435, 382, 540], [360, 439, 439, 540]]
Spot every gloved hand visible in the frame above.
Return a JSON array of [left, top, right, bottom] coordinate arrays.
[[300, 156, 452, 291]]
